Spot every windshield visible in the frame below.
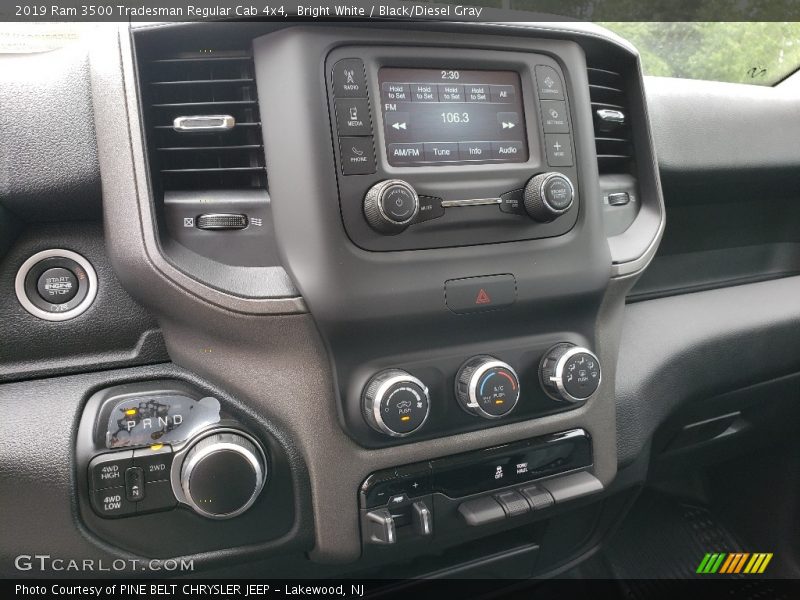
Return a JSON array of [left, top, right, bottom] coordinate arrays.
[[600, 22, 800, 86]]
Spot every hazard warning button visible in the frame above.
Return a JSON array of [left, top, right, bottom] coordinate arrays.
[[445, 274, 517, 314]]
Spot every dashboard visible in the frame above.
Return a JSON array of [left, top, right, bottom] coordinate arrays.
[[0, 19, 673, 578]]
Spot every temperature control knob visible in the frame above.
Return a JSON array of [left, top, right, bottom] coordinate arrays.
[[180, 431, 267, 519], [539, 344, 602, 403], [363, 369, 430, 437], [364, 179, 420, 234], [455, 356, 520, 419], [524, 172, 575, 222]]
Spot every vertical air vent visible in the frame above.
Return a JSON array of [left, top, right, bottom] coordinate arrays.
[[587, 67, 633, 175], [142, 51, 267, 191]]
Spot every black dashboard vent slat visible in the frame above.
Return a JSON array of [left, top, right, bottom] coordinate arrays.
[[587, 66, 633, 175], [140, 50, 267, 192]]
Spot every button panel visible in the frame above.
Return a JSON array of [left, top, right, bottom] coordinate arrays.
[[534, 64, 574, 168], [88, 447, 177, 518], [330, 58, 375, 175]]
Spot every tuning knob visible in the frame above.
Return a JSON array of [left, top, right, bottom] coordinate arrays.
[[455, 356, 520, 419], [179, 431, 266, 519], [524, 172, 575, 222], [364, 179, 420, 234], [363, 369, 430, 437], [539, 344, 602, 403]]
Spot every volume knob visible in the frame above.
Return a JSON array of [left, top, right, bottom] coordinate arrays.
[[364, 179, 420, 234]]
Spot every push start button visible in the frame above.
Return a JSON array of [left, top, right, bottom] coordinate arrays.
[[15, 249, 97, 321], [37, 267, 79, 304]]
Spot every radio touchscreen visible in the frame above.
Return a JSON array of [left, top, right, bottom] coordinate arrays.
[[379, 68, 528, 167]]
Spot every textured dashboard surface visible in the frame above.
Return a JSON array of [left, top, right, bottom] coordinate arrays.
[[0, 45, 101, 222], [0, 222, 169, 381]]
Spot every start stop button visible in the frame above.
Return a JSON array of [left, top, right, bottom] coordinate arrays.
[[15, 249, 97, 321], [37, 267, 79, 304]]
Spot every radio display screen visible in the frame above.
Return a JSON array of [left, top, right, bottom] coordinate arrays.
[[378, 68, 528, 167]]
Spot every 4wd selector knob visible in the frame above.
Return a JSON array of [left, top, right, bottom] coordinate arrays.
[[180, 431, 266, 519], [455, 356, 520, 419], [539, 343, 602, 403], [363, 369, 430, 437], [524, 172, 575, 222], [364, 179, 420, 234]]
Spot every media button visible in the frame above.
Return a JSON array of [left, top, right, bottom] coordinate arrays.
[[388, 143, 424, 164], [332, 59, 368, 98], [491, 85, 516, 103], [466, 85, 490, 102], [339, 136, 376, 175], [541, 100, 569, 133], [424, 142, 459, 162], [382, 82, 410, 103], [335, 98, 372, 136], [410, 83, 437, 102], [535, 65, 565, 100], [438, 84, 465, 102], [492, 141, 526, 160], [459, 141, 491, 161]]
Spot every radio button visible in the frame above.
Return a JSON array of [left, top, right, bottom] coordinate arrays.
[[339, 137, 376, 175], [332, 59, 367, 98], [544, 134, 573, 167], [387, 142, 424, 164], [89, 451, 133, 490], [459, 141, 491, 161], [133, 444, 173, 483], [535, 65, 565, 100], [424, 142, 459, 162]]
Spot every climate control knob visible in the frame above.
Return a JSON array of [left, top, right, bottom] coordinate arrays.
[[364, 179, 420, 234], [524, 172, 575, 222], [363, 369, 430, 437], [455, 356, 520, 419], [539, 344, 602, 403], [179, 431, 267, 519]]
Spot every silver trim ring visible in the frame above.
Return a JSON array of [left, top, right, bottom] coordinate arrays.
[[467, 360, 521, 420], [538, 173, 575, 215], [14, 249, 98, 322], [375, 179, 420, 226], [369, 373, 430, 438], [549, 347, 602, 403], [180, 431, 266, 520]]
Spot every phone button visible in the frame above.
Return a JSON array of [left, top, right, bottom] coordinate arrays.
[[339, 136, 376, 175]]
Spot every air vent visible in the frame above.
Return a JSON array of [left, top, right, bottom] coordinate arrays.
[[142, 51, 267, 191], [587, 67, 633, 175]]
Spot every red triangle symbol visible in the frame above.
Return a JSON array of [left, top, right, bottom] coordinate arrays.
[[475, 288, 492, 305]]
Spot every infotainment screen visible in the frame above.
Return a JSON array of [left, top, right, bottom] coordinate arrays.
[[378, 68, 528, 167]]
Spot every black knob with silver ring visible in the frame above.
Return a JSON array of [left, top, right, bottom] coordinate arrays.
[[362, 369, 430, 437], [524, 172, 575, 222], [455, 356, 521, 419], [178, 430, 267, 519], [539, 343, 602, 403], [364, 179, 420, 234]]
